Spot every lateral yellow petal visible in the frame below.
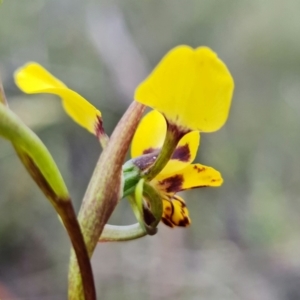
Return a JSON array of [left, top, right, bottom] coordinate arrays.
[[154, 163, 223, 194], [131, 110, 166, 158], [135, 45, 234, 132], [14, 62, 102, 135], [162, 195, 191, 227], [180, 164, 223, 190], [131, 110, 200, 175]]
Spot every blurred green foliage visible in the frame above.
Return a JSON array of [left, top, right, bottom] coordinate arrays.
[[1, 0, 300, 299]]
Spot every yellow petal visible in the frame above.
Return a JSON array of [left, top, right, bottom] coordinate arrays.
[[154, 163, 223, 194], [131, 110, 166, 158], [162, 195, 191, 227], [135, 45, 234, 132], [14, 62, 102, 135], [131, 110, 200, 174]]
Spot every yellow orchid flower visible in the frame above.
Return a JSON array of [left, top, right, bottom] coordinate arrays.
[[14, 62, 108, 146], [14, 45, 231, 230], [135, 45, 234, 133], [131, 110, 223, 228]]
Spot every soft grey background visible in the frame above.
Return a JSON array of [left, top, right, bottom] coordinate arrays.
[[1, 0, 300, 299]]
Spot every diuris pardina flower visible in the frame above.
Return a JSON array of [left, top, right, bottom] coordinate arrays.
[[131, 110, 223, 227], [130, 45, 234, 227], [14, 45, 234, 232]]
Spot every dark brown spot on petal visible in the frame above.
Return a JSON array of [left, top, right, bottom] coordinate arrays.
[[143, 147, 158, 155], [172, 144, 191, 162], [170, 200, 175, 214], [193, 165, 206, 173], [95, 115, 105, 138], [159, 174, 183, 193], [178, 217, 191, 227], [132, 149, 160, 171], [190, 185, 209, 189], [161, 217, 175, 228], [166, 118, 190, 137], [165, 206, 172, 213]]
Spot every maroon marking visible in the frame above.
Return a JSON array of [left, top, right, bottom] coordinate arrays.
[[166, 118, 190, 138], [178, 217, 190, 227], [190, 185, 208, 189], [162, 217, 174, 228], [165, 206, 172, 213], [173, 197, 186, 207], [132, 149, 160, 171], [172, 144, 190, 162], [143, 205, 156, 226], [143, 147, 158, 155], [193, 165, 206, 173], [159, 174, 183, 193], [95, 115, 105, 138]]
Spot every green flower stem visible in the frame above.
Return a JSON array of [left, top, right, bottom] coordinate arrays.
[[0, 103, 96, 300], [68, 102, 145, 300], [100, 223, 147, 241], [143, 124, 185, 181], [131, 179, 147, 231]]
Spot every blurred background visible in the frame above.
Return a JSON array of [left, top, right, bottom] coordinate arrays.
[[1, 0, 300, 299]]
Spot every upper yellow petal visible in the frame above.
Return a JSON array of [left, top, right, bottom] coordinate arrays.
[[131, 110, 200, 175], [14, 62, 102, 135], [135, 45, 234, 132]]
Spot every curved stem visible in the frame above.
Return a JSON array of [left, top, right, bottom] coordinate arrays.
[[0, 103, 96, 300], [68, 102, 145, 299], [99, 223, 147, 242]]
